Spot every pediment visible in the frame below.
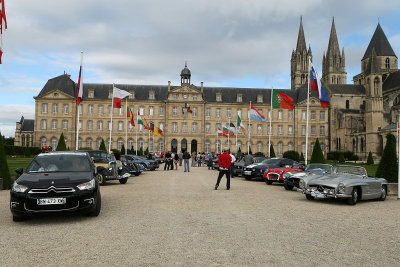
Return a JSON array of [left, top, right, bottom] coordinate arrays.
[[170, 85, 200, 93], [296, 97, 325, 108], [37, 89, 75, 100]]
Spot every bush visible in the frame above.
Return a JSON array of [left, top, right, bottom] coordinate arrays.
[[79, 147, 93, 151], [269, 144, 275, 158], [366, 152, 374, 165], [310, 139, 326, 164], [254, 152, 265, 157], [376, 133, 398, 182], [0, 134, 12, 189], [99, 139, 107, 151], [299, 152, 305, 162], [283, 150, 300, 161], [138, 148, 143, 156], [4, 145, 41, 157], [338, 152, 345, 163]]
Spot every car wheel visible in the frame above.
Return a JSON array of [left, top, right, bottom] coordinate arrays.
[[284, 181, 293, 191], [245, 176, 251, 180], [12, 215, 27, 222], [87, 192, 101, 217], [266, 180, 273, 185], [119, 178, 128, 184], [98, 173, 107, 186], [135, 173, 140, 176], [305, 194, 314, 200], [347, 187, 358, 205], [379, 185, 387, 201]]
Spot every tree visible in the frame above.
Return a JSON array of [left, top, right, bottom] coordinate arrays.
[[310, 138, 326, 164], [300, 152, 305, 162], [145, 147, 149, 155], [249, 146, 253, 155], [56, 133, 67, 151], [366, 151, 374, 165], [138, 147, 143, 156], [376, 133, 398, 182], [99, 139, 107, 151], [121, 144, 126, 155], [283, 150, 300, 161], [0, 133, 12, 189], [269, 144, 276, 158]]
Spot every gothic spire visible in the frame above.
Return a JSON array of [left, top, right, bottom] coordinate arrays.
[[296, 16, 307, 52], [326, 17, 340, 57]]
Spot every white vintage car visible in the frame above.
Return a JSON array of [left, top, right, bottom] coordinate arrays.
[[299, 165, 388, 205]]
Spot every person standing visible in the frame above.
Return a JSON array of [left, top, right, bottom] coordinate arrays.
[[183, 150, 191, 172], [191, 151, 196, 167], [207, 152, 213, 170], [178, 151, 183, 166], [170, 152, 175, 170], [164, 151, 172, 171], [243, 153, 254, 166], [229, 150, 236, 178], [174, 153, 179, 170], [197, 152, 202, 167], [215, 148, 232, 190]]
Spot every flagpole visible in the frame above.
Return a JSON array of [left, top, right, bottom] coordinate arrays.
[[216, 128, 219, 154], [125, 99, 128, 155], [248, 101, 251, 155], [75, 52, 83, 150], [135, 112, 138, 155], [305, 56, 311, 165], [227, 120, 230, 152], [235, 124, 238, 153], [109, 84, 114, 152], [269, 87, 273, 157], [398, 114, 400, 200]]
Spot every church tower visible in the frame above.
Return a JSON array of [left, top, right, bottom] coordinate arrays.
[[180, 62, 191, 85], [321, 18, 347, 85], [291, 17, 312, 90]]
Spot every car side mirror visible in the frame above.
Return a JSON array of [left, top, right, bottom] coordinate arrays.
[[15, 168, 24, 175]]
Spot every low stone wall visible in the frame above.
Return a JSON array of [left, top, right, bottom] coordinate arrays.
[[388, 183, 398, 196]]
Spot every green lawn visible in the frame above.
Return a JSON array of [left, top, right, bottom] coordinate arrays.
[[6, 156, 33, 179]]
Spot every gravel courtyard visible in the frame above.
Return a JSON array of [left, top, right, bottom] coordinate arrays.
[[0, 165, 399, 266]]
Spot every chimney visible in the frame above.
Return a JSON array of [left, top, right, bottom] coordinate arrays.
[[168, 81, 171, 91], [201, 82, 203, 92]]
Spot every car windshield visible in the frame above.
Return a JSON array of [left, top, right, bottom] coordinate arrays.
[[26, 154, 91, 173], [335, 166, 365, 175], [305, 164, 331, 172], [254, 157, 266, 163], [88, 151, 113, 161], [260, 158, 282, 165]]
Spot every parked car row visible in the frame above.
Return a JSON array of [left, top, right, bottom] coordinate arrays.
[[10, 150, 160, 222]]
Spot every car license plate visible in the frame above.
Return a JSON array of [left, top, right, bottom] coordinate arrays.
[[244, 171, 252, 175], [37, 198, 66, 205]]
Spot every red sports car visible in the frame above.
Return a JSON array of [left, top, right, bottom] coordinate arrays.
[[263, 166, 304, 185]]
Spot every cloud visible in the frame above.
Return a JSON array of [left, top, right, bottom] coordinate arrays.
[[0, 105, 35, 137]]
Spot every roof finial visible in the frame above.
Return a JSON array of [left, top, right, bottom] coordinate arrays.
[[185, 61, 188, 68]]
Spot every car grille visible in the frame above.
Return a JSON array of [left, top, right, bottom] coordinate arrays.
[[28, 186, 75, 197], [309, 185, 335, 192], [267, 173, 280, 180], [235, 166, 242, 169]]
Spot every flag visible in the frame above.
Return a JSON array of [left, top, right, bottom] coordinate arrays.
[[113, 86, 131, 108], [223, 126, 234, 136], [237, 112, 246, 134], [185, 103, 193, 113], [143, 118, 151, 131], [127, 106, 135, 127], [217, 128, 226, 137], [154, 125, 163, 137], [137, 111, 143, 125], [0, 0, 7, 34], [229, 120, 236, 133], [272, 90, 294, 110], [310, 62, 330, 108], [248, 104, 266, 122], [76, 57, 83, 106]]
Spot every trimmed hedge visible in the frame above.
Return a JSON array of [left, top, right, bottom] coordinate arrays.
[[5, 145, 41, 157]]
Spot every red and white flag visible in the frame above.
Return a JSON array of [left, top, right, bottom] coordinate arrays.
[[0, 0, 7, 64], [76, 55, 83, 106], [113, 86, 131, 108]]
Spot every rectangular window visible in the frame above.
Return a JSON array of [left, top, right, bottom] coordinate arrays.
[[311, 126, 316, 135], [172, 122, 178, 133], [216, 108, 221, 118], [53, 104, 58, 114], [278, 110, 283, 120], [172, 107, 178, 116], [227, 108, 231, 118], [206, 108, 211, 117], [206, 123, 211, 133], [311, 111, 316, 120], [237, 95, 242, 102], [193, 107, 198, 117], [288, 125, 293, 135], [62, 120, 68, 130], [79, 120, 82, 130], [302, 125, 306, 135], [98, 121, 103, 130], [193, 95, 198, 100], [108, 121, 112, 131], [42, 103, 48, 114], [63, 104, 69, 114], [139, 106, 144, 116], [173, 94, 178, 100], [257, 124, 262, 134], [52, 120, 57, 129], [302, 110, 306, 120], [248, 124, 252, 134], [320, 111, 325, 121], [182, 122, 187, 133], [159, 106, 164, 116], [149, 106, 154, 116], [320, 126, 325, 136], [88, 104, 93, 115], [108, 105, 112, 115], [288, 110, 293, 120], [216, 94, 221, 101], [278, 125, 283, 134], [192, 123, 197, 133], [119, 106, 124, 116], [98, 105, 104, 115], [118, 121, 123, 131], [149, 92, 155, 100], [41, 119, 47, 129], [88, 90, 94, 98], [88, 120, 93, 130], [258, 96, 263, 103]]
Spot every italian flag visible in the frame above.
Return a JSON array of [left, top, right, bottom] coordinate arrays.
[[223, 126, 234, 136], [237, 113, 246, 134], [272, 90, 294, 110], [137, 112, 143, 125]]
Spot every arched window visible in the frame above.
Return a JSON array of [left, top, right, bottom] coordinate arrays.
[[87, 138, 93, 149], [278, 142, 283, 155], [78, 138, 82, 149], [257, 142, 262, 153], [288, 142, 293, 151], [237, 141, 242, 152], [107, 138, 112, 150], [51, 138, 57, 150], [374, 77, 380, 96], [385, 58, 390, 69], [21, 135, 25, 146], [128, 139, 134, 150], [26, 135, 30, 147], [215, 141, 221, 154], [118, 139, 124, 151], [41, 137, 47, 147], [97, 138, 102, 150], [205, 141, 210, 153], [138, 139, 144, 151]]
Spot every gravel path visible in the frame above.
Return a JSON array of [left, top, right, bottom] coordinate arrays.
[[1, 165, 399, 266]]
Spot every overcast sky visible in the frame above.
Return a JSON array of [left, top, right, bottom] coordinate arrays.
[[1, 0, 400, 137]]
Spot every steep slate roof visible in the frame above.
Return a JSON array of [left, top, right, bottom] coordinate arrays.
[[37, 74, 76, 98], [383, 70, 400, 93], [84, 83, 170, 100], [324, 84, 365, 95], [362, 23, 397, 60], [21, 119, 34, 132], [294, 84, 322, 104]]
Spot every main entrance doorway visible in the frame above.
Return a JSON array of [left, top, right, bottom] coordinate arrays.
[[191, 140, 197, 153], [171, 139, 177, 153], [181, 139, 187, 153]]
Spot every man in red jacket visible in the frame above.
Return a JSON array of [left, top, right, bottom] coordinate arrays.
[[215, 148, 232, 190]]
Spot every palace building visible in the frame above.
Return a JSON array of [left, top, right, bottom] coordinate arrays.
[[15, 18, 400, 160]]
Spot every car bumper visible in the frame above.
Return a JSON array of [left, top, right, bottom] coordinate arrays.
[[302, 188, 351, 199], [265, 172, 284, 183], [10, 190, 99, 217]]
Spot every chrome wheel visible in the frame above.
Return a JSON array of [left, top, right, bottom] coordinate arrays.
[[379, 186, 387, 201], [347, 187, 358, 205]]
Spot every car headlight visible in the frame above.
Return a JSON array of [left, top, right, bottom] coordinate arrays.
[[299, 179, 305, 189], [338, 182, 345, 194], [12, 182, 28, 193], [283, 173, 291, 179], [77, 179, 95, 191]]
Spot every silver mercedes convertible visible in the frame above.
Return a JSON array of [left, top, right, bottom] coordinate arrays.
[[298, 165, 388, 205]]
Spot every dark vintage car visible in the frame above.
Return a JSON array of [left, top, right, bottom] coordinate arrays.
[[84, 150, 131, 185], [122, 154, 159, 171], [282, 163, 333, 190], [10, 151, 101, 222], [119, 156, 142, 176], [299, 165, 389, 205], [243, 158, 298, 181], [262, 164, 305, 185], [233, 156, 267, 176]]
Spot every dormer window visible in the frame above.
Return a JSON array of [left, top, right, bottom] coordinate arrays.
[[149, 91, 155, 100], [108, 90, 112, 99], [129, 91, 135, 99], [88, 90, 94, 98], [183, 94, 188, 99], [173, 94, 178, 100], [237, 94, 242, 102], [193, 95, 198, 100], [216, 93, 222, 102], [257, 95, 263, 103]]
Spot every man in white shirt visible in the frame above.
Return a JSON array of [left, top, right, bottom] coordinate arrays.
[[229, 151, 236, 178]]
